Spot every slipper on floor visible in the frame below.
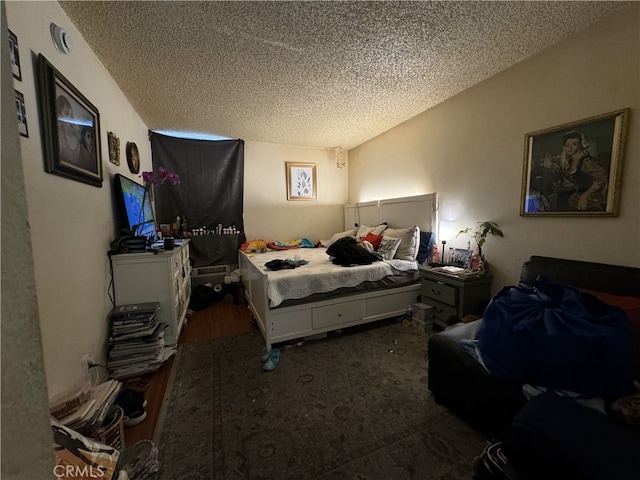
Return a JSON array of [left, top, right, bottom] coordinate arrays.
[[260, 348, 280, 363], [262, 349, 281, 371]]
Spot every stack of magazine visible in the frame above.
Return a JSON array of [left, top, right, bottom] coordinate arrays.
[[108, 302, 176, 380], [55, 379, 122, 435]]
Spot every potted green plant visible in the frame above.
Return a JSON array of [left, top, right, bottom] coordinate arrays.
[[457, 221, 504, 269]]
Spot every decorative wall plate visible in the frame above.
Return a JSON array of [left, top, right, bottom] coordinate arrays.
[[108, 131, 120, 166], [126, 142, 140, 174]]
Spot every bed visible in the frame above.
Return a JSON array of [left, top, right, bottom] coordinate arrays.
[[239, 193, 436, 351]]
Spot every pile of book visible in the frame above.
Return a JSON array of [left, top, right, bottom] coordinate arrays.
[[52, 378, 122, 435], [430, 265, 484, 278], [108, 302, 176, 380]]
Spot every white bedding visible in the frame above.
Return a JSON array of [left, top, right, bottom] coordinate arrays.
[[244, 248, 418, 307]]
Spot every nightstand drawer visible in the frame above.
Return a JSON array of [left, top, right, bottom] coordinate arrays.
[[421, 279, 457, 305], [421, 297, 458, 323]]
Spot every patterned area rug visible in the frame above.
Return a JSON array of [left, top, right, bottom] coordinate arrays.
[[152, 319, 488, 479]]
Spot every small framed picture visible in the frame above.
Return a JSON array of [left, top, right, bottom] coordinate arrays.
[[37, 54, 103, 187], [108, 131, 120, 166], [15, 90, 28, 137], [160, 224, 171, 237], [521, 108, 629, 216], [8, 29, 21, 81], [286, 162, 316, 201], [449, 248, 471, 267]]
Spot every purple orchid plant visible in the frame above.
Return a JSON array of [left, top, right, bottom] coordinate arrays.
[[142, 167, 180, 186]]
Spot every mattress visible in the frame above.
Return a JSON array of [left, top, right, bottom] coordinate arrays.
[[244, 247, 419, 308]]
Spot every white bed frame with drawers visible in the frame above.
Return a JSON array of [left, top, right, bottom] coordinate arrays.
[[239, 193, 436, 351]]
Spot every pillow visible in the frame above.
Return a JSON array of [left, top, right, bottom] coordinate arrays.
[[581, 289, 640, 380], [581, 291, 640, 322], [320, 228, 357, 248], [416, 231, 435, 263], [363, 232, 383, 250], [377, 236, 401, 260], [360, 240, 375, 254], [382, 225, 420, 261], [355, 223, 387, 241]]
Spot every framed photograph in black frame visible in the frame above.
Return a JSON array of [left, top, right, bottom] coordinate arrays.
[[37, 54, 103, 187], [8, 29, 22, 81], [15, 90, 28, 138], [520, 108, 629, 216], [449, 248, 472, 267]]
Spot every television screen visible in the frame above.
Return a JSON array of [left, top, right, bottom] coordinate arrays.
[[114, 174, 157, 244]]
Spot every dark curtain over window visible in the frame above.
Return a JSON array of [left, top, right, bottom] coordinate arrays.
[[150, 132, 244, 234]]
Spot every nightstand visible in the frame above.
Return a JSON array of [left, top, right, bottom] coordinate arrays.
[[419, 268, 493, 329]]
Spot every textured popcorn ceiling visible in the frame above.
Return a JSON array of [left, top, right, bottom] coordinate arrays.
[[59, 1, 625, 149]]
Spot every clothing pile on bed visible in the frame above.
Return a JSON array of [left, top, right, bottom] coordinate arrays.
[[241, 238, 316, 252], [267, 238, 315, 250], [264, 258, 309, 270], [326, 236, 379, 266], [240, 239, 268, 252]]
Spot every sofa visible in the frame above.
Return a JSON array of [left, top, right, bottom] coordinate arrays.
[[428, 256, 640, 480], [477, 389, 640, 480], [427, 255, 640, 432]]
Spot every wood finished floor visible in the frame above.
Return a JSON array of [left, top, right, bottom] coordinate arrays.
[[122, 300, 253, 446]]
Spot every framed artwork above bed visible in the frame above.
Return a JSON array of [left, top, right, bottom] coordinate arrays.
[[286, 162, 316, 200]]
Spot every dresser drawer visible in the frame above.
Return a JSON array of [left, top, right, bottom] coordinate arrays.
[[421, 297, 457, 324], [172, 252, 182, 272], [421, 279, 457, 305]]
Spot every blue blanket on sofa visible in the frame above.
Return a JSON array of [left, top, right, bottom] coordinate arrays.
[[476, 277, 635, 398]]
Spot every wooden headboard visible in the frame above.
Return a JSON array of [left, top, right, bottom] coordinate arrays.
[[344, 193, 437, 233]]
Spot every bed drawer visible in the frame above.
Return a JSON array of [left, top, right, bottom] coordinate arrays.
[[270, 308, 313, 339], [421, 279, 457, 306], [367, 288, 419, 317], [312, 300, 364, 329]]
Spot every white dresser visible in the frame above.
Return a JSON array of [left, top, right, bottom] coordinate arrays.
[[111, 240, 191, 346]]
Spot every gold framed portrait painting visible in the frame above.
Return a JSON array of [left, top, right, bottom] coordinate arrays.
[[521, 108, 629, 216]]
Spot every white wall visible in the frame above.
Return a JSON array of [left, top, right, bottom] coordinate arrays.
[[6, 1, 153, 397], [348, 5, 640, 294], [1, 2, 56, 477], [243, 141, 348, 242]]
